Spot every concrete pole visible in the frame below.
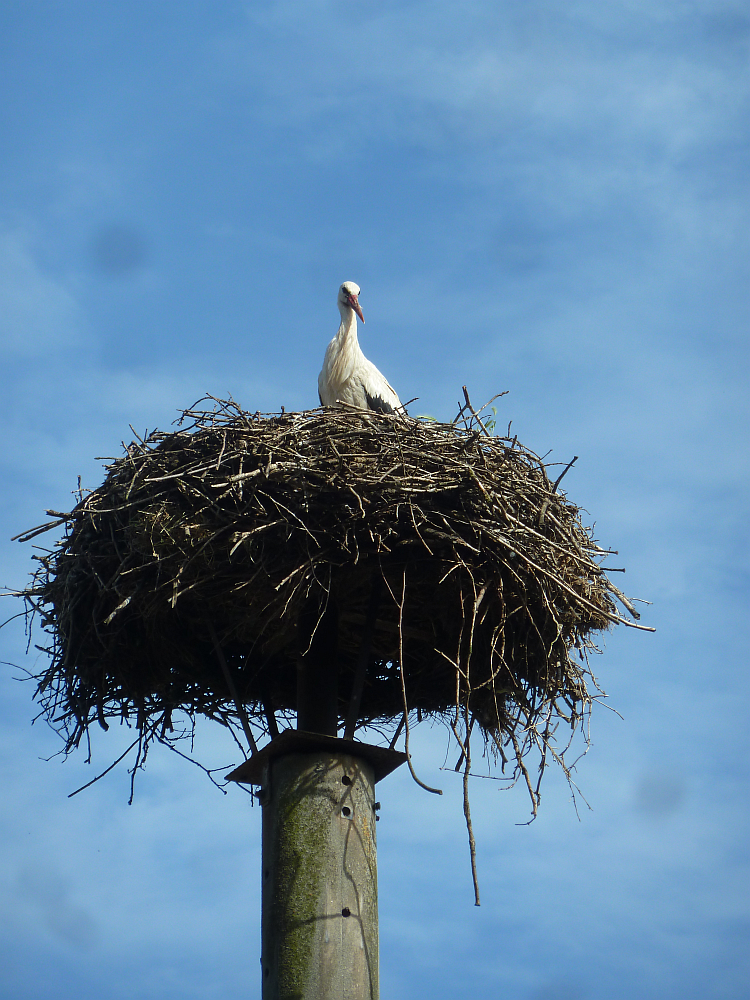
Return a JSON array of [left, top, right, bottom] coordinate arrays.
[[261, 749, 379, 1000]]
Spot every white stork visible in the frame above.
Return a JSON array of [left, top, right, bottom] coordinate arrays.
[[318, 281, 403, 414]]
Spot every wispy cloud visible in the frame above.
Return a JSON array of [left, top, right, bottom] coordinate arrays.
[[0, 229, 86, 358], [229, 1, 748, 162]]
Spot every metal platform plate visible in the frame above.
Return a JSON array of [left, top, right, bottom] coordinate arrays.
[[225, 730, 407, 785]]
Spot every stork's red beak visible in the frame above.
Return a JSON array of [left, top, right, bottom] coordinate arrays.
[[350, 293, 365, 324]]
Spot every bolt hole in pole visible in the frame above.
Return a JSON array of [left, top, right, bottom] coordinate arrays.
[[341, 806, 352, 817], [342, 774, 352, 785], [341, 907, 352, 918]]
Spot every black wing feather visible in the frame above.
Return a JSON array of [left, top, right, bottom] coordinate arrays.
[[364, 390, 395, 414]]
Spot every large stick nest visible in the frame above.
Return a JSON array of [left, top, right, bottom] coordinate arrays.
[[17, 396, 647, 813]]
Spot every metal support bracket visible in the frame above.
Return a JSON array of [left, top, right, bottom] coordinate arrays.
[[225, 729, 407, 785]]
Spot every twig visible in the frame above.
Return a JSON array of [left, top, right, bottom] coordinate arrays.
[[11, 519, 69, 543], [552, 456, 578, 492], [462, 386, 491, 436], [388, 713, 406, 750], [344, 572, 382, 739], [395, 568, 442, 795], [67, 734, 143, 798], [450, 712, 481, 905], [208, 622, 258, 757]]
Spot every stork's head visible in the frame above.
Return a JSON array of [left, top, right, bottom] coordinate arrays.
[[338, 281, 365, 324]]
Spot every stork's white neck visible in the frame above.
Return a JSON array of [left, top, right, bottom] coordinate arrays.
[[336, 304, 359, 344]]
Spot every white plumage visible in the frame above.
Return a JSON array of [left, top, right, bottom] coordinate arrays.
[[318, 281, 402, 413]]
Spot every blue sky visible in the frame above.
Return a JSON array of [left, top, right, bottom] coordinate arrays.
[[1, 2, 748, 998]]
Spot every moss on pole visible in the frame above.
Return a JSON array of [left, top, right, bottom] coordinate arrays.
[[260, 750, 380, 1000]]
